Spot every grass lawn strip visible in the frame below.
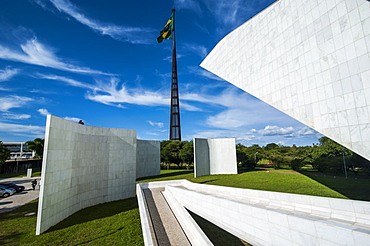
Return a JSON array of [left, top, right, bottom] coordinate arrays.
[[1, 169, 370, 245]]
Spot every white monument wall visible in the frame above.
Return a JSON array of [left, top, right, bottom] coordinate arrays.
[[201, 0, 370, 160], [36, 115, 137, 234], [136, 140, 160, 179], [194, 138, 237, 177]]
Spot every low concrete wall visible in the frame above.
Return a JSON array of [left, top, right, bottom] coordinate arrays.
[[36, 115, 137, 235], [194, 138, 237, 177], [168, 180, 370, 246], [137, 181, 212, 246], [137, 180, 370, 245], [136, 140, 160, 179]]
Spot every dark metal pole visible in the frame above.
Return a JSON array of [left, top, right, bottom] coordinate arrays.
[[169, 8, 181, 141], [342, 149, 348, 179]]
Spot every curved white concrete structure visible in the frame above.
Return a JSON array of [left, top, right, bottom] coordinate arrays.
[[201, 0, 370, 160], [137, 180, 370, 246], [36, 115, 159, 234]]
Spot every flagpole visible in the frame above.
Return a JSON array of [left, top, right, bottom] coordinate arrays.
[[169, 8, 181, 141]]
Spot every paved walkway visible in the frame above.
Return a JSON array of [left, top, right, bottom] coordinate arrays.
[[143, 187, 190, 246], [0, 177, 41, 213]]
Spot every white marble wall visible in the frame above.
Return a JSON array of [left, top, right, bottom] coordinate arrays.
[[201, 0, 370, 160], [136, 140, 160, 179], [194, 138, 237, 177], [36, 115, 137, 235]]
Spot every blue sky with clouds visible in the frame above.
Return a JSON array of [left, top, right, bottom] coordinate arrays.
[[0, 0, 321, 146]]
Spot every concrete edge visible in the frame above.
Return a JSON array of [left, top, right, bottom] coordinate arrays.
[[163, 186, 213, 246], [136, 183, 158, 246]]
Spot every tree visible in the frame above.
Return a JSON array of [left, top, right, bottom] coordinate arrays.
[[160, 140, 184, 168], [25, 138, 44, 158], [312, 137, 352, 173], [0, 141, 10, 165], [179, 141, 194, 169], [236, 143, 262, 170], [264, 143, 279, 151]]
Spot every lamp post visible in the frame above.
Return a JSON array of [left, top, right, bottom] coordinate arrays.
[[342, 149, 348, 179], [255, 152, 259, 163]]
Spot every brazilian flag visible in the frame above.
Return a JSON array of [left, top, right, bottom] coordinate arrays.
[[157, 12, 174, 43]]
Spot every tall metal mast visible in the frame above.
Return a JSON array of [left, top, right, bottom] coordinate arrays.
[[169, 8, 181, 141]]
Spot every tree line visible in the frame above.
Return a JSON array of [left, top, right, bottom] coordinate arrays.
[[160, 137, 370, 175], [2, 137, 369, 176]]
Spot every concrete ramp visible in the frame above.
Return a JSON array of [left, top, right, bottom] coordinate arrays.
[[137, 180, 370, 246]]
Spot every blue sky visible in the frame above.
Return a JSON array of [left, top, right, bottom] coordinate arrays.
[[0, 0, 321, 146]]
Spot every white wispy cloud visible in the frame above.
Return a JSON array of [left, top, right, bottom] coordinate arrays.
[[258, 125, 320, 138], [148, 121, 164, 128], [47, 0, 155, 44], [36, 74, 97, 90], [187, 66, 224, 81], [202, 0, 264, 26], [183, 43, 208, 58], [0, 67, 19, 82], [0, 122, 45, 137], [37, 74, 200, 111], [259, 125, 295, 136], [2, 113, 31, 120], [0, 38, 111, 75], [0, 96, 34, 112], [205, 109, 250, 129], [189, 129, 256, 142], [64, 116, 82, 123], [38, 108, 50, 116], [175, 0, 202, 13]]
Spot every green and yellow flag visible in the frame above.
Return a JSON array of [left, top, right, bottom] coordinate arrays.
[[157, 12, 174, 43]]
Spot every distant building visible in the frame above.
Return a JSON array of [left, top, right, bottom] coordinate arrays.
[[3, 142, 35, 159]]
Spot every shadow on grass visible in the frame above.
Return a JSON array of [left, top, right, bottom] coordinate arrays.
[[188, 210, 249, 246], [238, 167, 268, 174], [136, 170, 193, 181], [299, 172, 370, 201], [0, 231, 24, 244], [199, 179, 219, 184], [75, 226, 126, 245], [46, 197, 139, 233]]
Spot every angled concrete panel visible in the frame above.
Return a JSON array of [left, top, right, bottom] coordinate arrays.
[[194, 138, 237, 177], [201, 0, 370, 160], [136, 140, 160, 179]]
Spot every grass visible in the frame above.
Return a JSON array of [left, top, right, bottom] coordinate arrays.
[[136, 169, 193, 183], [0, 197, 143, 246], [1, 169, 370, 245]]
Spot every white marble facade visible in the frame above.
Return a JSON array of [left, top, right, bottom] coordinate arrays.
[[201, 0, 370, 160], [36, 115, 159, 234]]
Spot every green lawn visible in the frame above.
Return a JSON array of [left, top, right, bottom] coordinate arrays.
[[1, 169, 369, 245], [0, 198, 143, 246]]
